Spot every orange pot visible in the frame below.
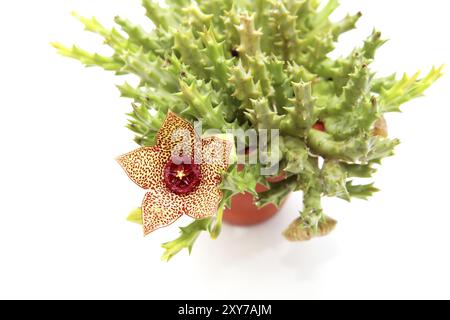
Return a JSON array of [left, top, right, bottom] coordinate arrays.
[[223, 170, 288, 226]]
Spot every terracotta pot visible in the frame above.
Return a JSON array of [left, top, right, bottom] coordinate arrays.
[[223, 170, 288, 226]]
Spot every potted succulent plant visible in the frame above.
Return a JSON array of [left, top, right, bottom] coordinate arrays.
[[53, 0, 442, 261]]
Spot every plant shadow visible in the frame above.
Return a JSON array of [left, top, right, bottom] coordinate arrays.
[[195, 193, 339, 280]]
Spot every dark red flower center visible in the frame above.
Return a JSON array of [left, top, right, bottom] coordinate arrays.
[[163, 156, 201, 195]]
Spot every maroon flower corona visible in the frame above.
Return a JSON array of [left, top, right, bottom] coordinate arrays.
[[164, 156, 201, 195]]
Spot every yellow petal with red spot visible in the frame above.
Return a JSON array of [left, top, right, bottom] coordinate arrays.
[[142, 187, 184, 235], [157, 112, 200, 158], [201, 136, 233, 177], [183, 182, 223, 220], [117, 146, 170, 190]]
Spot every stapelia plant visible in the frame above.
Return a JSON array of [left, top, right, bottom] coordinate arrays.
[[54, 0, 442, 260]]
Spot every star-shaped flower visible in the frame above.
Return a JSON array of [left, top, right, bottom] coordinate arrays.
[[117, 112, 232, 235]]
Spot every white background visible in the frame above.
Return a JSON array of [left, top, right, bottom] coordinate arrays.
[[0, 0, 449, 300]]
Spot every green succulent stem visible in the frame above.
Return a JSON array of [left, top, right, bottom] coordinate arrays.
[[161, 218, 213, 262], [210, 190, 232, 240]]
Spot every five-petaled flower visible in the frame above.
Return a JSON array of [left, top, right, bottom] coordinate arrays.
[[117, 112, 232, 235]]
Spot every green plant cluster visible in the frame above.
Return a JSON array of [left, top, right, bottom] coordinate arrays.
[[54, 0, 442, 260]]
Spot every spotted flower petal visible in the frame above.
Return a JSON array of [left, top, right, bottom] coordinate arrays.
[[183, 137, 233, 220], [157, 112, 200, 159], [183, 183, 223, 220], [201, 136, 233, 177], [117, 146, 170, 190], [142, 187, 184, 235]]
